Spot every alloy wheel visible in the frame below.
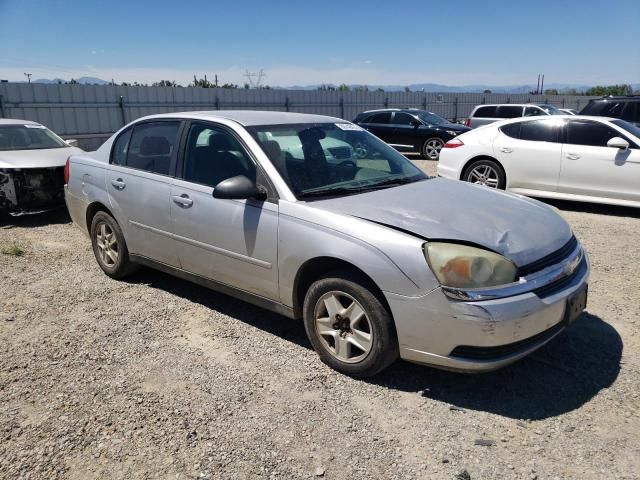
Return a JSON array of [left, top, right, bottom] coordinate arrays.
[[95, 222, 119, 266], [424, 138, 444, 160], [313, 291, 373, 364], [468, 165, 500, 188]]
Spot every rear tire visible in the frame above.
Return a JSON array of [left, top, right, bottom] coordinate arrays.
[[303, 273, 398, 377], [463, 159, 506, 189], [90, 211, 138, 279], [422, 137, 444, 160]]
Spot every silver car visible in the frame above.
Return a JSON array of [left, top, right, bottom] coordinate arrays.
[[65, 111, 589, 377]]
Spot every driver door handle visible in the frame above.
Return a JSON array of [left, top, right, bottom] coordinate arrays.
[[566, 153, 581, 160], [500, 147, 513, 153], [111, 178, 126, 190], [172, 194, 193, 208]]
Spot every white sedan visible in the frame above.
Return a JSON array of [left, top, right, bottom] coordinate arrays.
[[438, 115, 640, 208], [0, 119, 83, 216]]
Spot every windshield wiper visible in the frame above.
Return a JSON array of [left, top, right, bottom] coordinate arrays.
[[298, 176, 426, 199]]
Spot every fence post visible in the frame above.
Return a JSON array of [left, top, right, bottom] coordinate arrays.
[[340, 97, 344, 119], [562, 97, 565, 108], [384, 96, 389, 108], [118, 96, 126, 126], [482, 96, 486, 104], [422, 95, 427, 110], [576, 98, 581, 110], [0, 94, 5, 118], [215, 95, 220, 110], [454, 97, 458, 123], [507, 97, 511, 104], [285, 96, 290, 112]]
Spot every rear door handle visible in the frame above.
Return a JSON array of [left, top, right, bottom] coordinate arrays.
[[500, 147, 513, 153], [111, 178, 126, 190], [566, 153, 581, 160], [171, 194, 193, 208]]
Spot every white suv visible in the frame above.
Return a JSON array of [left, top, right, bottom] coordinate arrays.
[[465, 103, 564, 128]]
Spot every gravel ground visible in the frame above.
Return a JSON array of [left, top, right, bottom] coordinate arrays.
[[1, 160, 639, 480]]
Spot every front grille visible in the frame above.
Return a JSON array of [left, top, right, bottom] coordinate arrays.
[[532, 255, 587, 298], [518, 235, 578, 277], [450, 320, 567, 361]]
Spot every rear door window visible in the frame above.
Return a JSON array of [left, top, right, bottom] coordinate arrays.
[[365, 112, 392, 124], [496, 106, 523, 119], [519, 120, 560, 142], [566, 120, 621, 147], [473, 106, 497, 118], [500, 123, 522, 139], [126, 121, 181, 175]]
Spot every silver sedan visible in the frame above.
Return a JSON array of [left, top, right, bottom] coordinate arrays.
[[65, 111, 589, 377]]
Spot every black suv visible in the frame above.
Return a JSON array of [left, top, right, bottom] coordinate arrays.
[[353, 109, 470, 160], [579, 96, 640, 126]]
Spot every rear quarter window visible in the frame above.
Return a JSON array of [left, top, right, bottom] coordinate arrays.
[[473, 106, 497, 118]]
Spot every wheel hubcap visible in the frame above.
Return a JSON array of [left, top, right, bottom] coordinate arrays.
[[425, 139, 443, 159], [468, 165, 499, 188], [95, 222, 119, 266], [314, 291, 373, 364]]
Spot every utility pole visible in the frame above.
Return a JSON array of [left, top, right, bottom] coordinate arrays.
[[24, 72, 32, 83], [215, 74, 218, 87], [244, 69, 266, 88], [540, 74, 545, 94]]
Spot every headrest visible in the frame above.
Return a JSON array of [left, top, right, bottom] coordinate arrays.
[[208, 133, 234, 151], [140, 136, 170, 155]]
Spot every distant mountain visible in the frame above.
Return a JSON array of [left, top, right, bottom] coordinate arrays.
[[285, 82, 602, 94], [31, 77, 110, 85]]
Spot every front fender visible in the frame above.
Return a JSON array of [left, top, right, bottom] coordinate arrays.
[[278, 201, 438, 308]]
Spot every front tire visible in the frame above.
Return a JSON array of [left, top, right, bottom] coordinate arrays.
[[463, 159, 506, 189], [303, 273, 398, 377], [90, 211, 138, 279]]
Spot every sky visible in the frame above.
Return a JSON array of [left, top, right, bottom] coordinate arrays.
[[0, 0, 638, 87]]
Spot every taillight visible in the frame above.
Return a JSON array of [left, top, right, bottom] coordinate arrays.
[[464, 118, 471, 127], [64, 157, 70, 184], [444, 138, 464, 148]]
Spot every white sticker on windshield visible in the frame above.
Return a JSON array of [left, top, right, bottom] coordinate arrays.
[[24, 124, 46, 129], [335, 123, 364, 131]]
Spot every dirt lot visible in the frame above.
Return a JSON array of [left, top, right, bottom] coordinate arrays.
[[1, 160, 639, 480]]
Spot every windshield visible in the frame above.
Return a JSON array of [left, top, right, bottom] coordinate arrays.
[[416, 111, 447, 125], [537, 104, 563, 115], [0, 124, 67, 151], [248, 123, 428, 198], [612, 119, 640, 140]]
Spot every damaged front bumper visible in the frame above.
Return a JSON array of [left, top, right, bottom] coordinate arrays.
[[0, 167, 65, 215]]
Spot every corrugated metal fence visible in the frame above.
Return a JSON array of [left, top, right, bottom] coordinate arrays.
[[0, 83, 600, 150]]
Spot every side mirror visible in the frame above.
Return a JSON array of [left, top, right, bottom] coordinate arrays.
[[213, 175, 267, 201], [607, 137, 629, 150], [66, 139, 78, 147], [410, 120, 421, 128]]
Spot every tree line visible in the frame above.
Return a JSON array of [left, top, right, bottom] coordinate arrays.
[[56, 79, 638, 95]]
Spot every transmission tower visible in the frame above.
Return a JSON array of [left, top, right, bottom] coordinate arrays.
[[244, 69, 266, 88]]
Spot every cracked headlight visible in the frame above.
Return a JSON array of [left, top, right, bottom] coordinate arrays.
[[424, 242, 517, 289]]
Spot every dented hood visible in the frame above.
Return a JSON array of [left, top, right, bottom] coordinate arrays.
[[0, 146, 82, 169], [312, 177, 572, 267]]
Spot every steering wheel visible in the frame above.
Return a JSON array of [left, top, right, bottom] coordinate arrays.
[[335, 160, 358, 180]]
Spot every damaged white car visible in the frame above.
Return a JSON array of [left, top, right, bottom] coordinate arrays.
[[0, 119, 83, 216]]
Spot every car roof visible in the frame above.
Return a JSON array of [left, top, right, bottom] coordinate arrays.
[[359, 108, 427, 114], [473, 104, 546, 108], [592, 95, 640, 101], [134, 110, 343, 126], [493, 114, 617, 126], [0, 118, 41, 126]]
